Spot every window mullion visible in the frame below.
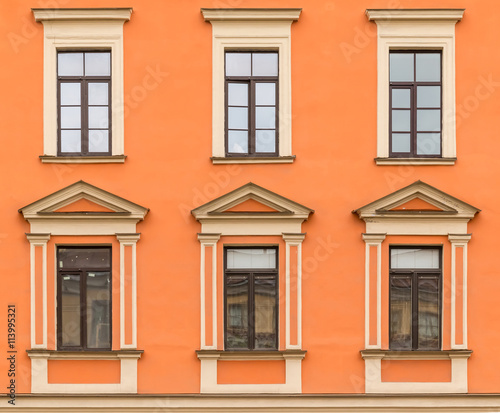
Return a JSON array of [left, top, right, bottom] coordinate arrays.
[[80, 269, 86, 350], [82, 79, 88, 155], [249, 272, 255, 350], [249, 79, 255, 155], [412, 271, 419, 350]]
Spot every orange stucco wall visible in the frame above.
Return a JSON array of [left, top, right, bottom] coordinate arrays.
[[0, 0, 500, 396]]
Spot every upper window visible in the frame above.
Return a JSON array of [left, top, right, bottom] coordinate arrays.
[[224, 247, 278, 350], [57, 247, 112, 350], [389, 247, 441, 351], [225, 52, 278, 156], [33, 8, 132, 163], [390, 51, 442, 158], [58, 52, 111, 156], [201, 8, 301, 164], [366, 9, 464, 165]]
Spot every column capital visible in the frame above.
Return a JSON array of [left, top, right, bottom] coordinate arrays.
[[362, 233, 386, 243], [448, 233, 472, 244], [26, 233, 51, 243], [282, 233, 306, 243], [116, 233, 141, 243], [198, 233, 221, 243]]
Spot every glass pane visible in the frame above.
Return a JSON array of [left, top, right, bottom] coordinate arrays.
[[390, 276, 412, 350], [418, 277, 440, 349], [256, 107, 276, 129], [60, 107, 81, 129], [61, 273, 81, 347], [85, 52, 111, 76], [58, 53, 83, 76], [227, 130, 248, 153], [416, 53, 440, 82], [86, 271, 111, 349], [228, 83, 248, 106], [225, 53, 251, 76], [228, 107, 248, 129], [59, 248, 111, 269], [392, 89, 410, 109], [391, 248, 440, 269], [390, 53, 414, 82], [88, 107, 109, 129], [88, 83, 109, 105], [417, 86, 440, 108], [60, 130, 81, 153], [252, 53, 278, 76], [255, 83, 276, 105], [227, 249, 277, 269], [89, 130, 109, 153], [254, 276, 277, 349], [226, 276, 249, 349], [417, 133, 441, 155], [60, 83, 81, 106], [392, 110, 410, 132], [417, 109, 441, 131], [392, 133, 411, 153], [256, 130, 276, 153]]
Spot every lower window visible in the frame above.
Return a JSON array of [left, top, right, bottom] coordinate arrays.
[[224, 247, 278, 350], [389, 247, 441, 350], [57, 247, 112, 350]]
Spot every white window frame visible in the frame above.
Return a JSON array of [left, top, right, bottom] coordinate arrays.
[[201, 8, 301, 164], [366, 9, 464, 165], [32, 8, 132, 163]]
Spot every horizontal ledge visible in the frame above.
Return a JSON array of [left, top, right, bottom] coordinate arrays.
[[211, 156, 295, 164], [366, 9, 465, 21], [360, 349, 472, 360], [27, 349, 144, 360], [201, 8, 302, 22], [32, 8, 133, 22], [375, 158, 456, 166], [196, 349, 306, 361], [40, 155, 127, 164]]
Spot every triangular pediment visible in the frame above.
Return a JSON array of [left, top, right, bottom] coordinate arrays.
[[192, 182, 314, 220], [20, 181, 149, 220], [354, 181, 480, 219]]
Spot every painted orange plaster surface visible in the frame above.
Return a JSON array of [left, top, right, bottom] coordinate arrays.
[[55, 198, 115, 213], [224, 199, 279, 213], [390, 198, 443, 211], [48, 360, 120, 384], [217, 360, 285, 384], [381, 360, 451, 383], [0, 0, 497, 398]]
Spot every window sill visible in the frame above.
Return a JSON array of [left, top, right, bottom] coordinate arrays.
[[196, 349, 306, 361], [375, 157, 456, 166], [27, 349, 143, 360], [211, 156, 295, 165], [360, 349, 472, 360], [40, 155, 127, 164]]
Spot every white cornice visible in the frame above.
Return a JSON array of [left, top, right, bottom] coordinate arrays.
[[201, 8, 301, 22], [32, 8, 132, 22], [366, 9, 464, 22]]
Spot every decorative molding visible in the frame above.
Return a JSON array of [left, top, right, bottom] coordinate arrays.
[[27, 350, 142, 394], [375, 158, 456, 166], [367, 9, 464, 160], [211, 156, 296, 164], [33, 8, 131, 157], [40, 155, 127, 164], [203, 9, 300, 159]]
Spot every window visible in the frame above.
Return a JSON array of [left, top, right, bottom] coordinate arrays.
[[201, 8, 301, 164], [225, 52, 278, 156], [366, 9, 464, 165], [58, 52, 111, 156], [390, 52, 442, 158], [225, 247, 278, 350], [389, 247, 441, 350], [33, 8, 131, 163], [57, 247, 112, 350]]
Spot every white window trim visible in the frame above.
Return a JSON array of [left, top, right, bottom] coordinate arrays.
[[366, 9, 464, 164], [201, 8, 301, 163], [32, 8, 132, 161]]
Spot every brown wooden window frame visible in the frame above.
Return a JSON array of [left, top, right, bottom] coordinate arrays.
[[389, 246, 442, 351], [389, 50, 442, 158], [225, 51, 279, 157], [57, 246, 112, 351], [57, 50, 112, 157], [224, 246, 279, 351]]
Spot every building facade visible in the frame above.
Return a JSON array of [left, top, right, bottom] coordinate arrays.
[[1, 0, 500, 411]]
